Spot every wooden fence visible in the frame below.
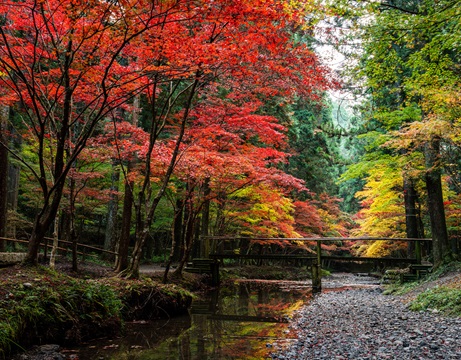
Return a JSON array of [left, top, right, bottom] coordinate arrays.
[[0, 236, 116, 257]]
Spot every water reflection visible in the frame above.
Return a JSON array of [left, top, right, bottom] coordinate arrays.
[[67, 280, 311, 359]]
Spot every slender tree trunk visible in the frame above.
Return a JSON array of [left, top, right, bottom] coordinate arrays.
[[115, 176, 133, 273], [200, 178, 211, 257], [425, 139, 451, 266], [173, 208, 196, 277], [403, 177, 419, 256], [173, 198, 184, 261], [68, 177, 78, 272], [0, 105, 9, 251], [128, 78, 200, 278], [163, 200, 184, 283], [104, 160, 120, 261], [49, 213, 60, 269], [214, 192, 226, 236], [7, 149, 20, 242], [26, 219, 49, 265]]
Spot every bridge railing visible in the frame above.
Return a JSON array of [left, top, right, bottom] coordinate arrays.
[[202, 236, 432, 292], [203, 236, 431, 263]]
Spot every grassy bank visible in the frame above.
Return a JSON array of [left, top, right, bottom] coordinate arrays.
[[384, 262, 461, 317], [0, 265, 193, 358]]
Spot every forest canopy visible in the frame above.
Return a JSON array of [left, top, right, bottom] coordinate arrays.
[[1, 0, 460, 276]]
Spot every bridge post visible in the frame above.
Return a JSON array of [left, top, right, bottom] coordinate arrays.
[[312, 240, 322, 292], [316, 240, 321, 264], [204, 237, 210, 259], [210, 261, 220, 286], [415, 240, 421, 264], [312, 259, 321, 292]]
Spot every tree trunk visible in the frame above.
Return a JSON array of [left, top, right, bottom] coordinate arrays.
[[425, 139, 451, 266], [173, 198, 184, 261], [403, 177, 419, 257], [163, 200, 184, 283], [214, 192, 226, 236], [128, 78, 200, 279], [115, 176, 133, 273], [0, 105, 9, 251], [68, 177, 77, 272], [200, 178, 211, 258], [7, 150, 20, 242], [173, 209, 196, 277], [104, 160, 120, 261], [49, 213, 60, 269]]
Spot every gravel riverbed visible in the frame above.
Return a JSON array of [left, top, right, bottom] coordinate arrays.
[[271, 273, 461, 360]]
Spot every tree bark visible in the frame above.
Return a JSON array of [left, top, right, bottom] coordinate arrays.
[[0, 105, 9, 251], [115, 175, 133, 273], [68, 176, 77, 272], [127, 78, 200, 278], [163, 199, 184, 283], [403, 177, 419, 257], [200, 178, 211, 257], [7, 152, 20, 242], [425, 139, 451, 266], [104, 160, 120, 261], [49, 213, 60, 269], [173, 204, 196, 277]]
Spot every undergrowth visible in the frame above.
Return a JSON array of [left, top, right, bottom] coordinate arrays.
[[0, 266, 122, 357], [383, 261, 461, 316], [410, 286, 461, 316], [0, 266, 193, 359]]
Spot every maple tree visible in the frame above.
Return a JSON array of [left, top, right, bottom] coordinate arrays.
[[0, 0, 197, 264], [105, 0, 335, 278], [330, 0, 461, 265], [0, 0, 342, 274]]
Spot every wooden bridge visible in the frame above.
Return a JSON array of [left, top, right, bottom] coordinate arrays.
[[185, 236, 433, 290]]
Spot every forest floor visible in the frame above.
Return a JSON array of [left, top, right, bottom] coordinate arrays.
[[4, 260, 461, 359], [270, 267, 461, 360], [1, 260, 197, 360]]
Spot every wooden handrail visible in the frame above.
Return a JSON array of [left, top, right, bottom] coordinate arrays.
[[0, 236, 117, 255], [202, 236, 432, 242]]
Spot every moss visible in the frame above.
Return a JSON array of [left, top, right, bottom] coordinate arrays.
[[0, 266, 193, 358], [101, 276, 193, 320], [0, 267, 123, 357], [410, 286, 461, 316]]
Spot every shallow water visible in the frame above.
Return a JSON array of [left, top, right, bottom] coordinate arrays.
[[64, 279, 313, 360]]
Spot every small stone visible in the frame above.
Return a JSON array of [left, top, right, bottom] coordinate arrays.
[[38, 344, 60, 353]]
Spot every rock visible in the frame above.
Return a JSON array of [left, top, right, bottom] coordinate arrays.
[[269, 273, 461, 360], [37, 345, 60, 353], [13, 344, 65, 360]]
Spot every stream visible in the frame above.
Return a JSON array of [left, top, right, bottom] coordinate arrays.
[[64, 274, 380, 359], [63, 279, 313, 360]]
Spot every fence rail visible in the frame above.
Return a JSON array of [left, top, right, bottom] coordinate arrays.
[[0, 236, 117, 256]]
